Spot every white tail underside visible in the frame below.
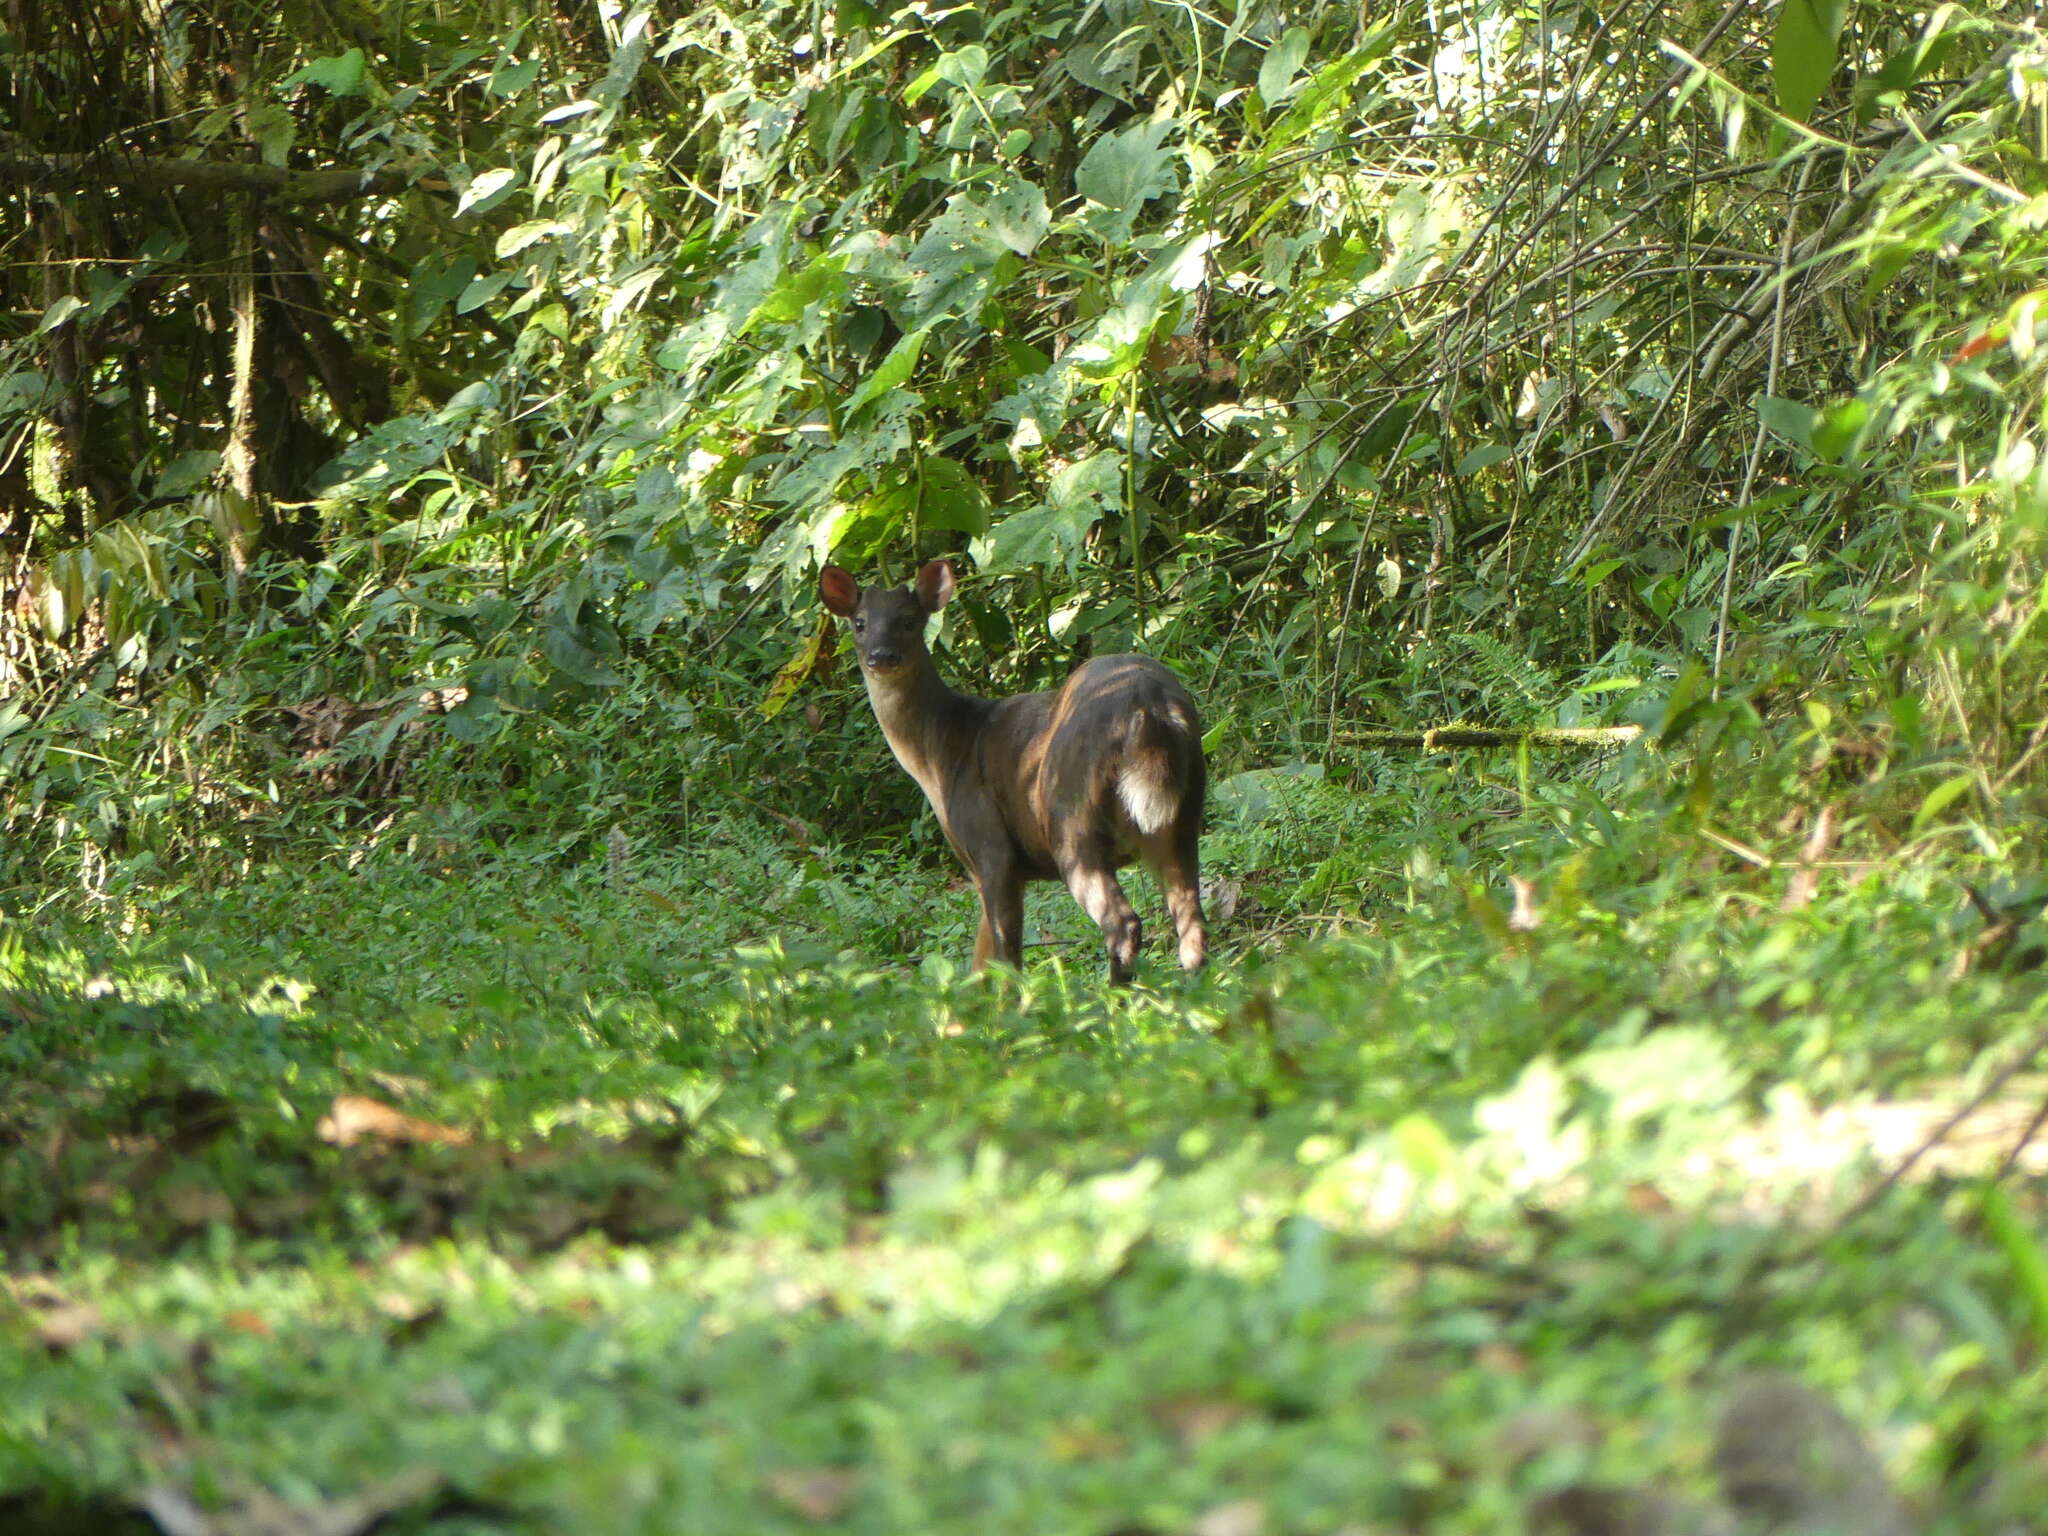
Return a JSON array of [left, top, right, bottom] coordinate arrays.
[[1118, 759, 1178, 834]]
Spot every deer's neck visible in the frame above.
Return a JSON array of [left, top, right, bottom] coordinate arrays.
[[865, 662, 987, 809]]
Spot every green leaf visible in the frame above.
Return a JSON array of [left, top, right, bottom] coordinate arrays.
[[543, 616, 622, 687], [1811, 398, 1869, 461], [898, 205, 1011, 327], [1910, 772, 1976, 835], [1454, 443, 1514, 477], [488, 57, 541, 98], [409, 258, 478, 338], [154, 451, 220, 498], [456, 271, 515, 313], [1075, 119, 1179, 218], [1068, 275, 1175, 382], [439, 693, 504, 743], [35, 296, 85, 335], [1257, 27, 1312, 107], [1755, 394, 1818, 452], [1772, 0, 1847, 123], [842, 327, 927, 421], [908, 459, 991, 535], [973, 460, 1118, 576], [1267, 38, 1390, 150], [1388, 1113, 1457, 1183], [283, 47, 369, 98], [496, 220, 572, 258], [1980, 1184, 2048, 1349], [458, 168, 520, 218], [976, 179, 1051, 257], [245, 101, 295, 167]]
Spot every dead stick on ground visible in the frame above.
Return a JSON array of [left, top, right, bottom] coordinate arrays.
[[1337, 724, 1645, 750]]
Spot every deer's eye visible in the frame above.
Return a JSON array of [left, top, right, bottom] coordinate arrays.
[[853, 616, 865, 632]]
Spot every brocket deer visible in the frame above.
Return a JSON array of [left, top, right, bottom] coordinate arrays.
[[819, 559, 1208, 985]]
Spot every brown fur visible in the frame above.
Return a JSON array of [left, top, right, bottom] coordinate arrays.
[[820, 560, 1208, 984]]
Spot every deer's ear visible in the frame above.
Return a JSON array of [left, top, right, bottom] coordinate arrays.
[[915, 559, 956, 613], [819, 565, 860, 616]]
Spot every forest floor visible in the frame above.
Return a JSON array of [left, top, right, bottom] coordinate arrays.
[[4, 771, 2047, 1534]]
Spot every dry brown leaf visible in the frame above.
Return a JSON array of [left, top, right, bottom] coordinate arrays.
[[1151, 1394, 1249, 1450], [139, 1465, 442, 1536], [317, 1095, 469, 1148], [164, 1181, 236, 1227], [222, 1310, 273, 1338], [1200, 875, 1243, 926], [1497, 1404, 1604, 1467], [1475, 1339, 1529, 1375], [1046, 1422, 1127, 1460], [1624, 1182, 1673, 1215], [31, 1299, 103, 1352], [763, 1467, 860, 1522], [1190, 1497, 1266, 1536]]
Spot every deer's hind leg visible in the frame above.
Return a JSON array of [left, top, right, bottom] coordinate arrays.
[[1139, 817, 1207, 972]]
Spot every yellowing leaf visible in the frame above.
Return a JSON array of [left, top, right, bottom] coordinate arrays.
[[762, 613, 836, 719]]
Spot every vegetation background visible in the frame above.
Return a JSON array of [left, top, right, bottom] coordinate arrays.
[[4, 0, 2048, 1531]]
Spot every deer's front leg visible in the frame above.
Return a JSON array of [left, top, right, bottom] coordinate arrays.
[[972, 867, 1025, 970]]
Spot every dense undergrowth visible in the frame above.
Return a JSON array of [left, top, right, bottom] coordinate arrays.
[[7, 728, 2048, 1533]]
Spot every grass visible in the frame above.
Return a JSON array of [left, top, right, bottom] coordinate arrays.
[[4, 760, 2047, 1533]]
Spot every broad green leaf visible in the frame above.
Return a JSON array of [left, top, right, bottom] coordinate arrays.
[[456, 271, 515, 313], [154, 450, 220, 498], [602, 264, 665, 329], [245, 101, 295, 167], [283, 48, 368, 97], [843, 328, 928, 421], [1454, 443, 1514, 477], [1755, 394, 1818, 452], [1373, 184, 1462, 296], [543, 618, 623, 686], [750, 259, 848, 329], [1075, 119, 1179, 216], [904, 46, 986, 106], [1257, 27, 1311, 107], [1811, 398, 1869, 461], [1068, 276, 1176, 381], [488, 57, 541, 98], [898, 204, 1012, 326], [1266, 36, 1391, 150], [975, 504, 1069, 575], [1772, 0, 1847, 123], [906, 459, 992, 535], [977, 180, 1051, 256], [458, 168, 519, 218], [410, 258, 478, 338], [1047, 451, 1124, 523], [938, 45, 989, 90], [35, 296, 84, 334], [439, 693, 504, 743], [496, 220, 572, 258]]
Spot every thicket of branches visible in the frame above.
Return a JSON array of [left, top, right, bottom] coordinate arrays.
[[4, 0, 2046, 877]]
